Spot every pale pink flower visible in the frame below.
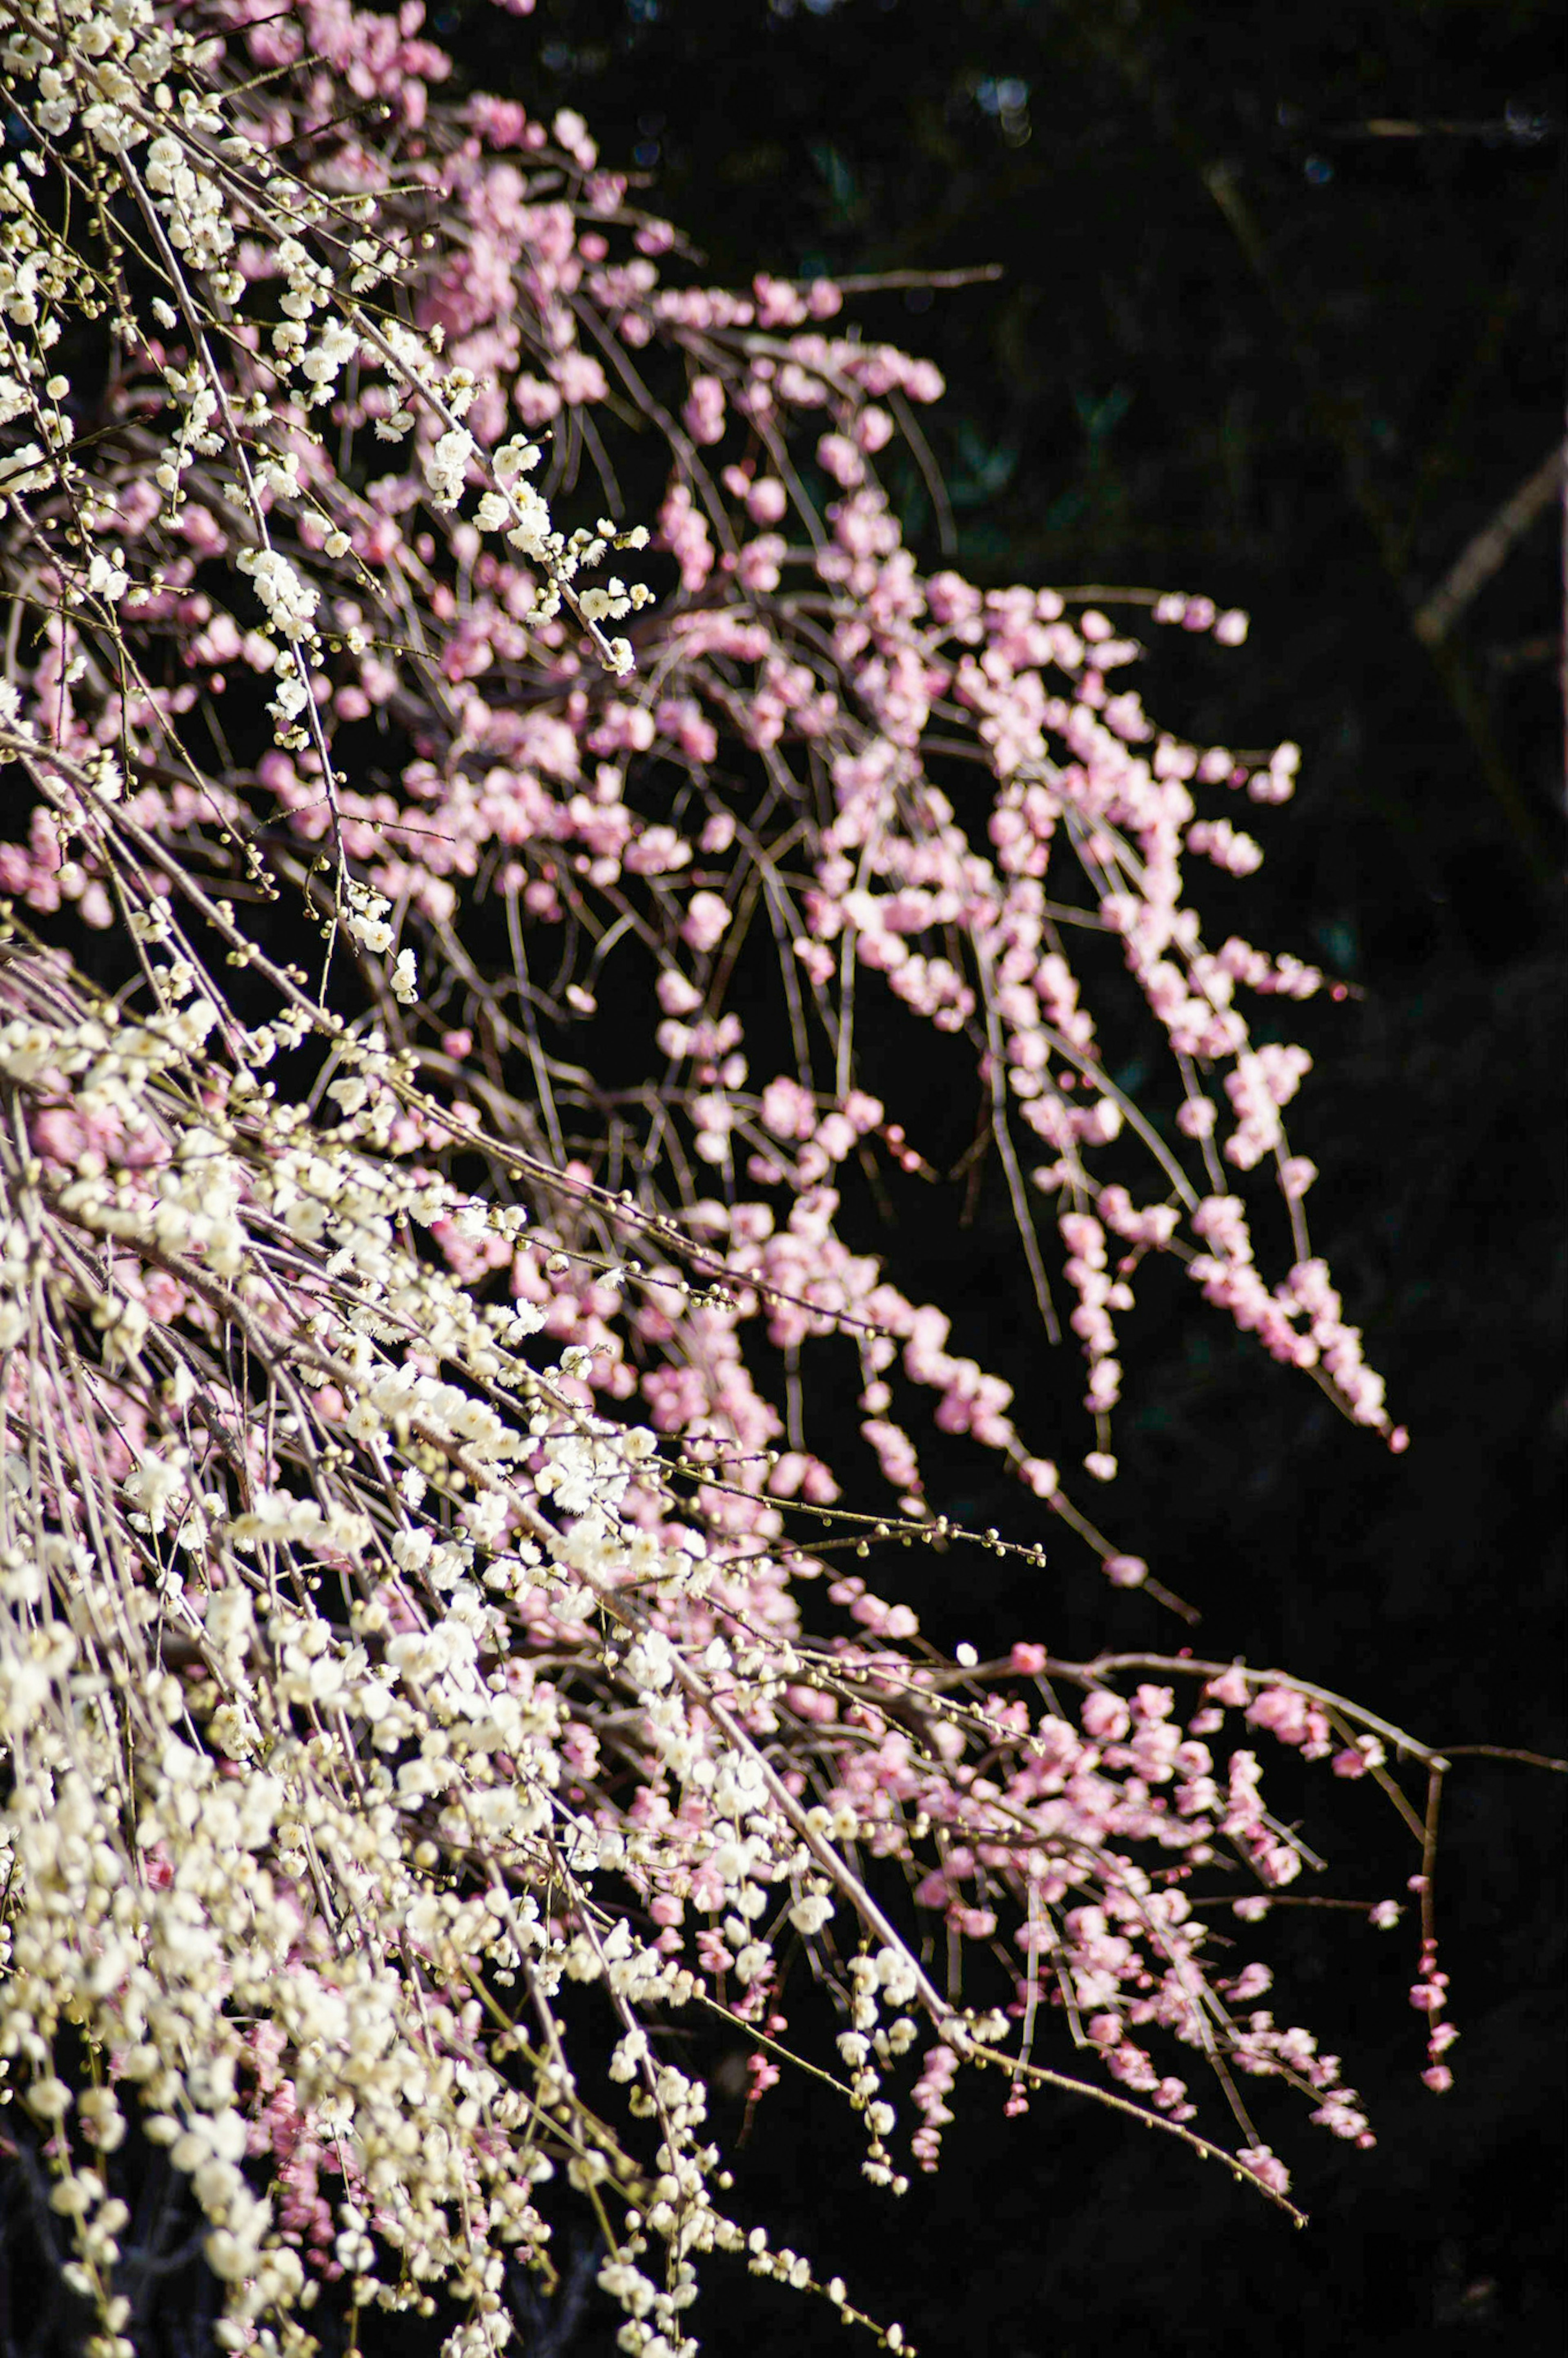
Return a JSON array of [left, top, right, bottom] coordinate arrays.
[[1103, 1554, 1148, 1589], [681, 891, 733, 955]]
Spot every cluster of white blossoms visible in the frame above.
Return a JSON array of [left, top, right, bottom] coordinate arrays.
[[0, 0, 649, 734], [0, 907, 832, 2354], [235, 546, 319, 645], [2, 712, 1130, 2355], [0, 679, 1049, 2341]]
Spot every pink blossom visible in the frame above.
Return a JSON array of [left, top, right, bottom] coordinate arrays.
[[745, 476, 789, 526], [737, 535, 787, 595], [1206, 1666, 1253, 1708], [1104, 1554, 1148, 1589], [512, 372, 562, 425], [817, 433, 866, 488], [683, 374, 726, 447], [681, 891, 733, 955], [1237, 2148, 1292, 2195], [658, 483, 715, 594], [1081, 1691, 1131, 1743], [552, 350, 608, 406]]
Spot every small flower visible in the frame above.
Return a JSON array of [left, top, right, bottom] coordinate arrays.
[[1237, 2146, 1291, 2195], [1103, 1553, 1147, 1588]]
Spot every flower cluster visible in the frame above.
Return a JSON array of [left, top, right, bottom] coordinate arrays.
[[0, 4, 1472, 2355]]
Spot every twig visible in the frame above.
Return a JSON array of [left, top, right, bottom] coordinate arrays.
[[1412, 442, 1565, 644]]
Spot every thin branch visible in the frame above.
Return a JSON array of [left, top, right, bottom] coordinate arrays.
[[1412, 442, 1565, 645]]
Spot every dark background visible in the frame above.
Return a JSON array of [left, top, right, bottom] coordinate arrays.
[[443, 2, 1566, 2351], [4, 1, 1563, 2351]]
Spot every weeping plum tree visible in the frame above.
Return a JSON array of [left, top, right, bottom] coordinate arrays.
[[0, 3, 1499, 2354]]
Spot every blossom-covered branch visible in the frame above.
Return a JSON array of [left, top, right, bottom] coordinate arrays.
[[0, 5, 1483, 2355]]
